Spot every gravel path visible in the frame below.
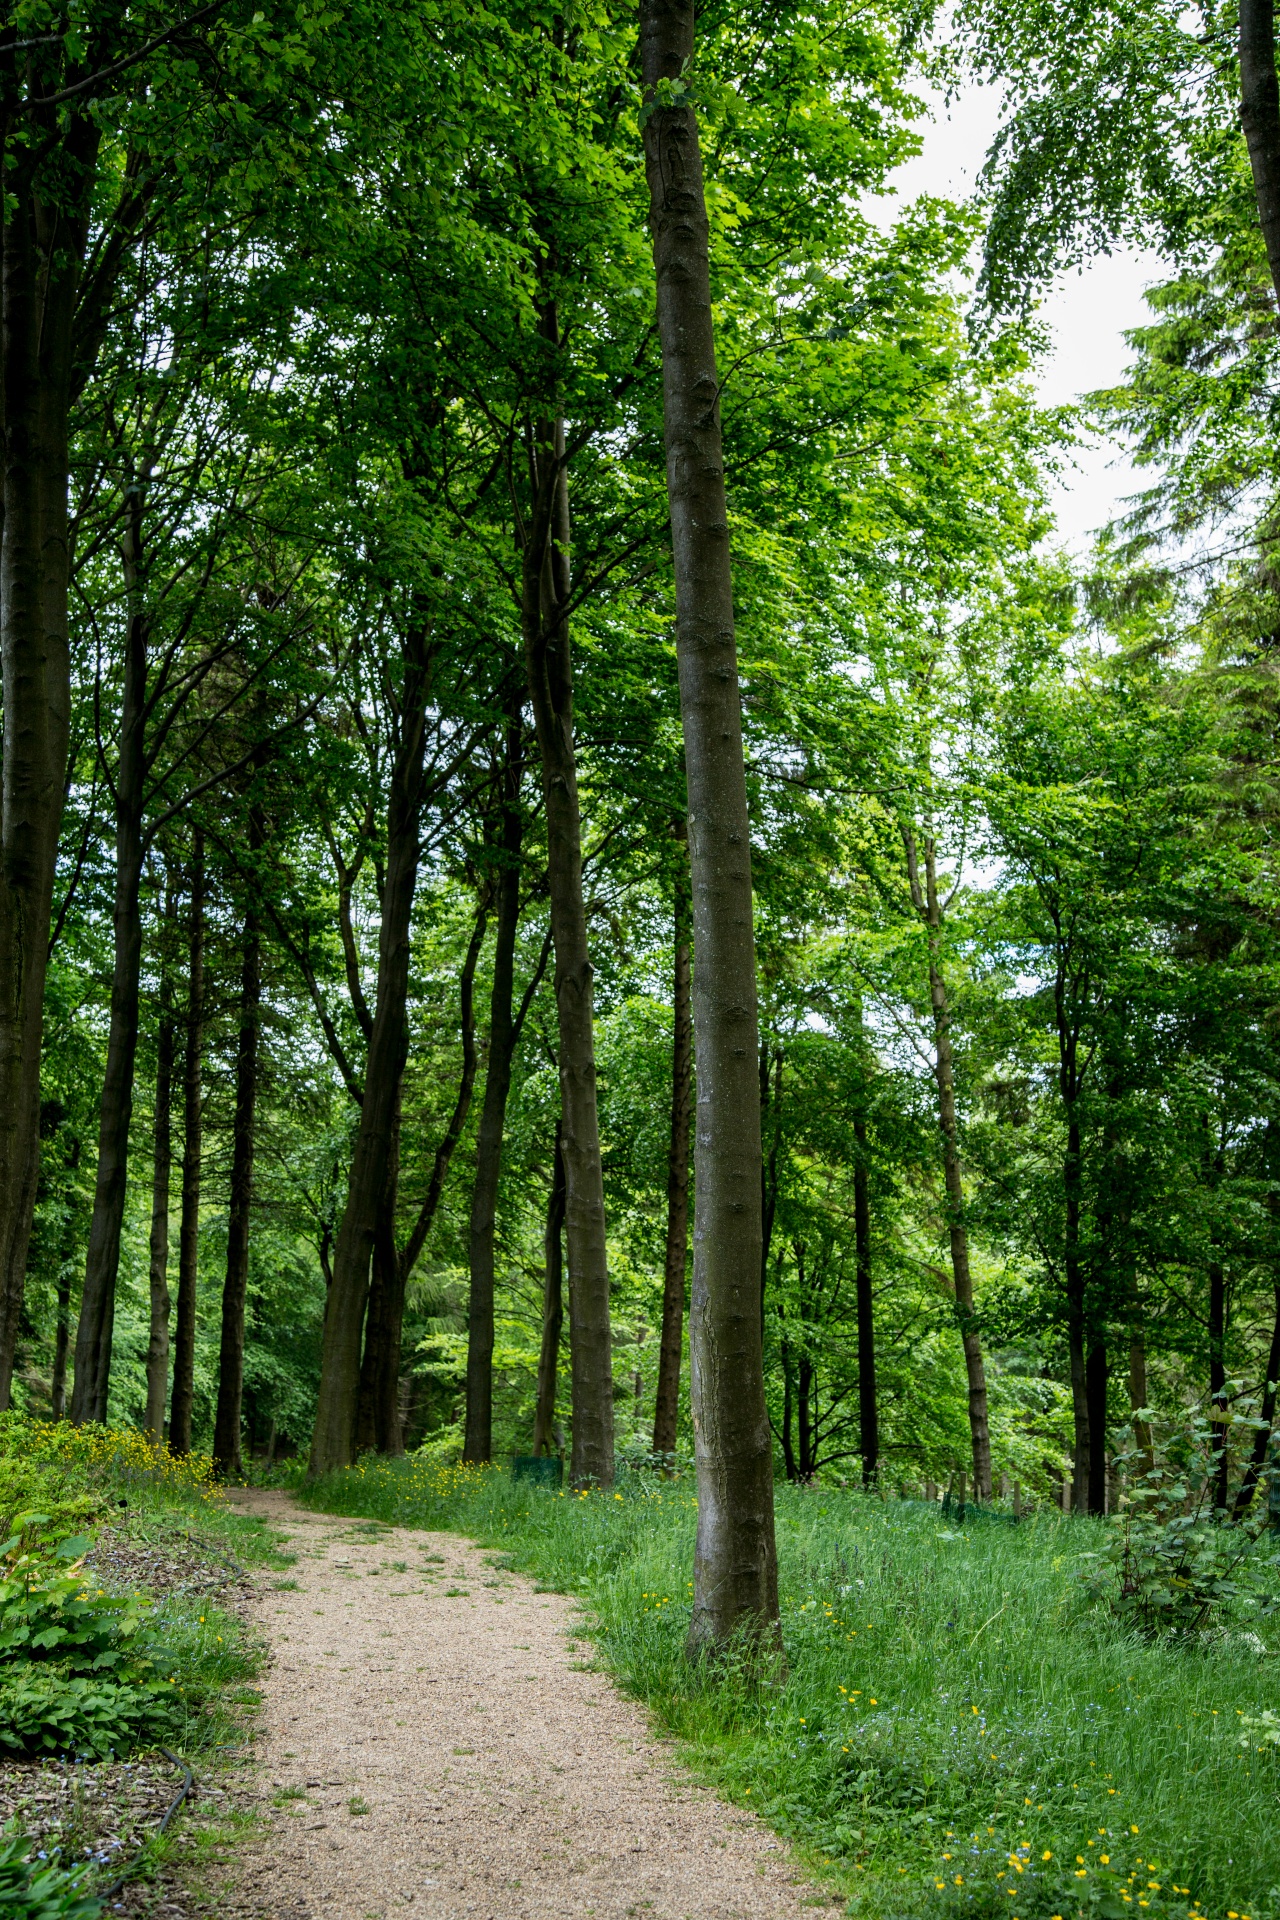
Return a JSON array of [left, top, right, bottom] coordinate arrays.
[[227, 1490, 830, 1920]]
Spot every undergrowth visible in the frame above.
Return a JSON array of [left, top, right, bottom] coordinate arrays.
[[299, 1458, 1280, 1920]]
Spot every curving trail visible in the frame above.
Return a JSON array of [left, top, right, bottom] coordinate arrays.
[[227, 1490, 831, 1920]]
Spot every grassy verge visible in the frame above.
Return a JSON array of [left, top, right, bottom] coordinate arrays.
[[0, 1416, 285, 1916], [299, 1459, 1280, 1920]]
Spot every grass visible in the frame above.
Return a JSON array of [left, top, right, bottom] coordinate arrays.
[[298, 1459, 1280, 1920]]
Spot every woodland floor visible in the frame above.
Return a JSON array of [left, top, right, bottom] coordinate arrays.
[[224, 1489, 834, 1920]]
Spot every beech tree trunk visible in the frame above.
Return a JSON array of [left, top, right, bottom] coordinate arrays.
[[70, 516, 149, 1424], [905, 829, 994, 1501], [144, 995, 175, 1445], [309, 623, 432, 1476], [533, 1137, 567, 1458], [464, 707, 525, 1464], [0, 154, 84, 1408], [170, 837, 205, 1457], [213, 897, 262, 1478], [854, 1111, 878, 1487], [522, 402, 613, 1488], [642, 0, 780, 1653], [1240, 0, 1280, 307], [653, 922, 692, 1461]]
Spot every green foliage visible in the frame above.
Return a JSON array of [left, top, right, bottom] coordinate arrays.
[[0, 1834, 102, 1920]]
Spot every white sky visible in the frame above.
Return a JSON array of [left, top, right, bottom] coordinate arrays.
[[876, 84, 1163, 553]]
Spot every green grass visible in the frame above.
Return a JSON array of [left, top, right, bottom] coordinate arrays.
[[298, 1460, 1280, 1920]]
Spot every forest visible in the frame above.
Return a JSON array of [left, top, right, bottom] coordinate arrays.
[[7, 0, 1280, 1636]]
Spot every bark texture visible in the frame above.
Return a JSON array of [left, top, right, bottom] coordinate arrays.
[[213, 899, 262, 1478], [309, 625, 431, 1476], [854, 1111, 878, 1487], [50, 1135, 80, 1423], [144, 996, 174, 1445], [522, 405, 613, 1488], [652, 920, 691, 1461], [533, 1137, 567, 1458], [642, 0, 780, 1653], [169, 838, 205, 1457], [465, 718, 525, 1464], [1240, 0, 1280, 306]]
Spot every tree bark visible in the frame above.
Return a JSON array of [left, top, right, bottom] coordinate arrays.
[[70, 501, 149, 1425], [169, 835, 205, 1457], [1064, 1111, 1090, 1513], [0, 147, 85, 1409], [212, 892, 262, 1479], [522, 403, 613, 1489], [642, 0, 780, 1654], [308, 622, 432, 1477], [144, 992, 175, 1446], [50, 1136, 80, 1423], [653, 918, 692, 1461], [1239, 0, 1280, 307], [533, 1136, 567, 1457], [464, 706, 525, 1465], [905, 828, 994, 1501], [1086, 1338, 1108, 1514], [855, 1111, 879, 1487]]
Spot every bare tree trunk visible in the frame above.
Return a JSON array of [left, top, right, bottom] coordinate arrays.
[[1240, 0, 1280, 306], [904, 829, 993, 1500], [144, 993, 175, 1445], [213, 895, 262, 1479], [170, 835, 205, 1457], [309, 623, 431, 1477], [533, 1137, 566, 1458], [522, 404, 613, 1489], [70, 516, 149, 1424], [50, 1136, 80, 1423], [653, 919, 692, 1461], [642, 0, 780, 1654], [855, 1111, 878, 1487], [464, 708, 525, 1465], [0, 186, 80, 1409]]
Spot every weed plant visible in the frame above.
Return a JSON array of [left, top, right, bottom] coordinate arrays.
[[300, 1460, 1280, 1920]]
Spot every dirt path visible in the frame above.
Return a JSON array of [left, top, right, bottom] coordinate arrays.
[[226, 1491, 829, 1920]]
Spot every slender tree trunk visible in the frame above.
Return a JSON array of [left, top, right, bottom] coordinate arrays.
[[144, 994, 175, 1445], [653, 916, 692, 1461], [855, 1111, 878, 1487], [905, 830, 994, 1501], [309, 623, 432, 1477], [1209, 1254, 1230, 1507], [522, 404, 613, 1489], [50, 1137, 80, 1423], [354, 1119, 401, 1459], [1240, 0, 1280, 307], [0, 190, 81, 1409], [760, 1045, 782, 1325], [170, 836, 205, 1457], [1064, 1112, 1090, 1513], [642, 0, 780, 1654], [1128, 1328, 1154, 1475], [212, 896, 262, 1479], [1235, 1284, 1280, 1516], [70, 525, 149, 1424], [1086, 1338, 1108, 1515], [781, 1342, 797, 1481], [533, 1137, 567, 1458], [464, 708, 525, 1465]]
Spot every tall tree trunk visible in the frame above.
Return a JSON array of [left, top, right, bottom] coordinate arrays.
[[309, 623, 431, 1477], [212, 896, 262, 1479], [50, 1136, 80, 1423], [1086, 1338, 1108, 1514], [464, 708, 525, 1465], [653, 916, 692, 1461], [905, 829, 994, 1500], [144, 993, 175, 1445], [1128, 1328, 1154, 1476], [781, 1339, 797, 1481], [1064, 1110, 1090, 1513], [1209, 1253, 1230, 1507], [1239, 0, 1280, 307], [1234, 1284, 1280, 1516], [0, 182, 81, 1408], [70, 518, 149, 1424], [170, 836, 205, 1457], [642, 0, 780, 1652], [855, 1111, 878, 1487], [760, 1045, 782, 1324], [522, 404, 613, 1489], [533, 1136, 567, 1458]]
